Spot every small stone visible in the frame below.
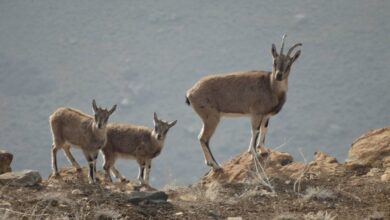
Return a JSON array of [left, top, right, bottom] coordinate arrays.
[[366, 168, 382, 177], [0, 170, 42, 186], [71, 189, 83, 195], [381, 168, 390, 182], [128, 191, 168, 204], [174, 212, 184, 216], [227, 217, 243, 220], [0, 201, 11, 207], [0, 149, 13, 174]]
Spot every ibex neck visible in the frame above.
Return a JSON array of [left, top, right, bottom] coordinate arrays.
[[151, 130, 165, 148], [89, 122, 107, 148], [91, 122, 107, 137], [270, 76, 288, 96]]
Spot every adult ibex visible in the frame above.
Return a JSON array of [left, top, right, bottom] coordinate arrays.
[[186, 35, 302, 170]]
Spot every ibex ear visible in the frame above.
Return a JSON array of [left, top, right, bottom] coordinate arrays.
[[271, 44, 278, 58], [168, 120, 177, 128], [108, 104, 117, 115], [92, 99, 98, 112], [291, 50, 301, 63]]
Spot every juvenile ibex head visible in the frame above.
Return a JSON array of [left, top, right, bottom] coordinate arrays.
[[92, 99, 117, 129], [271, 34, 302, 81], [153, 112, 177, 140]]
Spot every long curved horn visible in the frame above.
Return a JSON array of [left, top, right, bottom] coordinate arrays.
[[280, 34, 287, 54], [287, 43, 302, 57]]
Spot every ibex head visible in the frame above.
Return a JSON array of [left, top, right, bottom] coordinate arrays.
[[153, 112, 177, 141], [92, 99, 117, 129], [271, 34, 302, 81]]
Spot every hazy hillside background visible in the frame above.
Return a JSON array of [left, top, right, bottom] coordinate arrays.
[[0, 1, 389, 187]]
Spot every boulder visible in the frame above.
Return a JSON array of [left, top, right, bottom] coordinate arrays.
[[307, 151, 340, 176], [346, 127, 390, 169], [0, 149, 13, 174], [127, 191, 168, 204], [200, 150, 296, 186], [0, 170, 42, 186], [200, 150, 341, 187], [269, 151, 339, 179]]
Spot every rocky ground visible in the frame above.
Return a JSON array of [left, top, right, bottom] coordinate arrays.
[[0, 128, 389, 220]]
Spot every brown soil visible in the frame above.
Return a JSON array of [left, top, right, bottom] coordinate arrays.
[[0, 161, 389, 220]]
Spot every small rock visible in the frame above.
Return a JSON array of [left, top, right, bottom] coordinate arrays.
[[381, 168, 390, 182], [0, 170, 42, 186], [128, 191, 168, 204], [71, 189, 83, 195], [0, 149, 13, 174], [174, 212, 184, 216], [227, 217, 243, 220], [383, 157, 390, 168], [366, 168, 382, 177], [0, 201, 11, 207]]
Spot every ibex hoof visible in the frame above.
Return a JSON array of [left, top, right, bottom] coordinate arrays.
[[205, 160, 221, 170], [50, 172, 60, 179], [256, 146, 270, 157], [104, 177, 113, 183], [250, 152, 259, 160], [89, 179, 99, 185], [259, 150, 270, 158], [212, 166, 223, 172]]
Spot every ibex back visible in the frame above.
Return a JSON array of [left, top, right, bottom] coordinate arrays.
[[186, 35, 302, 170]]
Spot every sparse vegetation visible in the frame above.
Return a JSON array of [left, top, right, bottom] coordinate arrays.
[[273, 212, 300, 220], [303, 187, 336, 201], [0, 159, 389, 220], [304, 211, 337, 220], [366, 211, 385, 220]]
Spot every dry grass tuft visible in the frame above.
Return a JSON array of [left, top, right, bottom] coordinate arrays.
[[304, 211, 337, 220], [273, 212, 300, 220]]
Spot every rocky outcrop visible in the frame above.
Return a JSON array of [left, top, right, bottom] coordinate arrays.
[[0, 170, 42, 186], [200, 150, 340, 187], [0, 149, 13, 174], [346, 127, 390, 181], [347, 127, 390, 169]]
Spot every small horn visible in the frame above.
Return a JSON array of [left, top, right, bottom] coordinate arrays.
[[287, 43, 302, 57], [280, 34, 287, 54]]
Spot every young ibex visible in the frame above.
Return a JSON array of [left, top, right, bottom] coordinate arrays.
[[49, 100, 117, 183], [186, 35, 302, 170], [102, 112, 177, 185]]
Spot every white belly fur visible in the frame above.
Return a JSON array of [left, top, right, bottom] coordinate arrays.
[[220, 112, 250, 118], [115, 153, 137, 160]]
